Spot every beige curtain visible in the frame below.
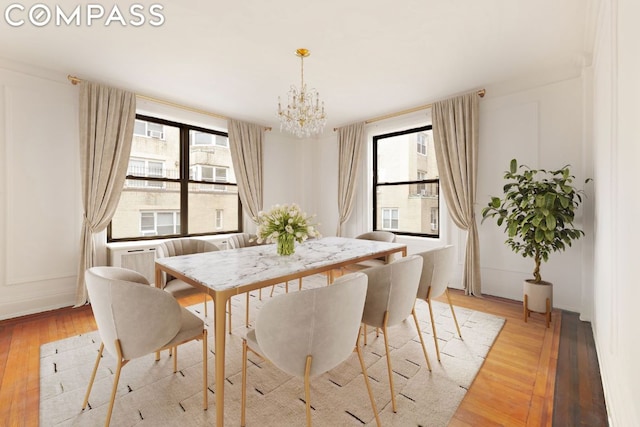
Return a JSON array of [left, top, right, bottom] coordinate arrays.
[[432, 92, 481, 296], [228, 119, 264, 221], [74, 82, 136, 306], [336, 122, 365, 236]]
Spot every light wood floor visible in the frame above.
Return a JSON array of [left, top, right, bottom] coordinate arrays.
[[0, 288, 560, 427]]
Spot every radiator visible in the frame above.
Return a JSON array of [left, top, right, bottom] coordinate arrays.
[[108, 246, 157, 285]]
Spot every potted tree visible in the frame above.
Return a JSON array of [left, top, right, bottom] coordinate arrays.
[[481, 159, 588, 327]]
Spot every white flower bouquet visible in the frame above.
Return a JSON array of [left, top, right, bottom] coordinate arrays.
[[254, 203, 321, 255]]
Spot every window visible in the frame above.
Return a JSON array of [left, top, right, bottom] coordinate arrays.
[[127, 158, 165, 188], [140, 211, 180, 236], [430, 207, 438, 231], [373, 125, 440, 237], [134, 119, 165, 140], [381, 208, 399, 230], [417, 132, 427, 155], [109, 115, 241, 241], [215, 209, 223, 229], [417, 170, 427, 195], [190, 130, 229, 147]]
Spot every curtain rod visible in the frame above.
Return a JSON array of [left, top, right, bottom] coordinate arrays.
[[333, 88, 486, 131], [67, 75, 272, 131]]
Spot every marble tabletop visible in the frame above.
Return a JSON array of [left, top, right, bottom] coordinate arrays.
[[155, 236, 406, 292]]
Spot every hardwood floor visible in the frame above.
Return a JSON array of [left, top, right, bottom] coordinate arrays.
[[0, 289, 603, 426]]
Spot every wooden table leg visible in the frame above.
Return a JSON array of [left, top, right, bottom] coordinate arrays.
[[214, 293, 227, 426]]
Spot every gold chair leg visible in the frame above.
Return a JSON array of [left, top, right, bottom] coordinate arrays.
[[173, 346, 178, 373], [299, 277, 303, 291], [82, 342, 104, 410], [228, 298, 232, 334], [202, 329, 208, 410], [445, 289, 462, 338], [304, 355, 313, 427], [241, 340, 248, 427], [270, 285, 276, 298], [203, 294, 208, 317], [285, 281, 289, 293], [524, 294, 529, 323], [259, 288, 262, 300], [363, 324, 367, 346], [411, 307, 432, 371], [426, 295, 441, 362], [105, 340, 126, 427], [381, 312, 397, 413], [355, 329, 381, 427], [245, 292, 251, 328]]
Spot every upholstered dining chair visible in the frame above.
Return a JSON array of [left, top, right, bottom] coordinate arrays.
[[83, 266, 208, 427], [156, 238, 219, 317], [227, 233, 261, 330], [415, 245, 462, 361], [342, 230, 397, 274], [241, 272, 381, 427], [360, 254, 431, 413]]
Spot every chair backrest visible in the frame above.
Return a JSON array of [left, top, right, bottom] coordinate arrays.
[[255, 272, 368, 378], [356, 231, 397, 243], [227, 233, 258, 249], [85, 267, 182, 361], [415, 245, 455, 300], [156, 238, 219, 287], [360, 255, 423, 328]]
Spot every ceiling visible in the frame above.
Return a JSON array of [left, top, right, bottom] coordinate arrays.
[[0, 0, 592, 131]]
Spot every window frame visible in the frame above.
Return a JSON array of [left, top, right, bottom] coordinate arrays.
[[107, 114, 242, 242], [372, 124, 440, 238]]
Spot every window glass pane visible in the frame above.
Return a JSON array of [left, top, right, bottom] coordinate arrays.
[[377, 129, 435, 183], [201, 166, 214, 182], [140, 212, 154, 232], [188, 183, 238, 234], [215, 167, 227, 182], [157, 212, 177, 235], [215, 135, 229, 147], [376, 184, 439, 235], [192, 131, 214, 145], [110, 181, 181, 239], [134, 120, 146, 136]]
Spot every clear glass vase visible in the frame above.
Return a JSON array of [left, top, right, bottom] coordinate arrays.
[[277, 234, 295, 256]]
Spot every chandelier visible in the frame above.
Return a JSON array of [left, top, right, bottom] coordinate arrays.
[[277, 48, 327, 138]]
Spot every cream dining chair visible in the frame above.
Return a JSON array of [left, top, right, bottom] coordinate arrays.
[[226, 233, 261, 330], [83, 266, 208, 427], [240, 272, 381, 427], [341, 230, 397, 275], [415, 245, 462, 361], [156, 238, 219, 317], [360, 254, 431, 413]]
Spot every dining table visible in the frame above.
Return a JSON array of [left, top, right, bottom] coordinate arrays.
[[154, 235, 407, 426]]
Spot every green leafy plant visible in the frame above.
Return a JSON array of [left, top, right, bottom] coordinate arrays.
[[481, 159, 588, 283]]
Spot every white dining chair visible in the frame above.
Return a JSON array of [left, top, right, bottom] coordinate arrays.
[[240, 272, 381, 427], [83, 266, 208, 427], [415, 245, 462, 361], [156, 238, 219, 317], [360, 254, 431, 413]]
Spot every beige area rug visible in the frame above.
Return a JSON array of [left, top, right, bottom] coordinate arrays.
[[40, 274, 505, 426]]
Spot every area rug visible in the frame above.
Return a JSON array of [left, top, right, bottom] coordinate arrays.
[[39, 275, 505, 426]]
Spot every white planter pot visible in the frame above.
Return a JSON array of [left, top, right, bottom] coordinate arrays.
[[523, 279, 553, 328]]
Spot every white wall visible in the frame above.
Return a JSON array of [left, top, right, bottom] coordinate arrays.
[[0, 62, 81, 320], [477, 76, 591, 313], [591, 0, 640, 424]]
